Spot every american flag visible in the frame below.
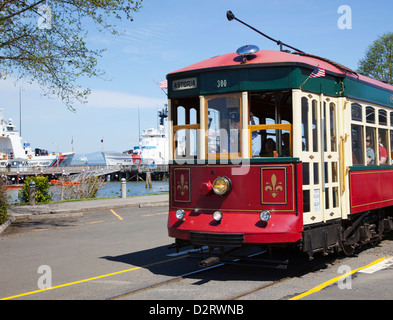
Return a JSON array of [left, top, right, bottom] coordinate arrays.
[[158, 80, 168, 89], [309, 67, 325, 78]]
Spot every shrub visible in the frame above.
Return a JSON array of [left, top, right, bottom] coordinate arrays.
[[51, 176, 105, 201], [0, 178, 8, 224], [18, 176, 52, 204]]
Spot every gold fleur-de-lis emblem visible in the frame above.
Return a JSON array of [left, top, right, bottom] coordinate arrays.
[[265, 174, 283, 198], [177, 174, 189, 196]]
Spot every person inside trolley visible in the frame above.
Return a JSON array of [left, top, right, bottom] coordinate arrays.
[[378, 134, 387, 164], [366, 135, 375, 164], [227, 111, 258, 153]]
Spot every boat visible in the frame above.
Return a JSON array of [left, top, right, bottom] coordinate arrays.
[[51, 179, 80, 186], [102, 149, 142, 166], [102, 126, 169, 166], [133, 126, 169, 165], [70, 155, 88, 166], [102, 105, 169, 167], [0, 109, 74, 167]]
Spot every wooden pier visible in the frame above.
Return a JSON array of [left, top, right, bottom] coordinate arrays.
[[2, 164, 169, 184]]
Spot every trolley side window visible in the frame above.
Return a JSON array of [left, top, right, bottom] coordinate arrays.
[[351, 124, 364, 166], [351, 102, 392, 166]]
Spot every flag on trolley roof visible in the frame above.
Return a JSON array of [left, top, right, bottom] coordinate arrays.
[[309, 67, 325, 78], [158, 80, 168, 89]]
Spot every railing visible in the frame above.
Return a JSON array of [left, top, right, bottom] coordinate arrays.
[[2, 164, 169, 176]]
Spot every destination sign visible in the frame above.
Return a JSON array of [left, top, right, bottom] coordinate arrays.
[[172, 78, 197, 91]]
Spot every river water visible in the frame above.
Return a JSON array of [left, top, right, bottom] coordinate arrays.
[[7, 180, 169, 204]]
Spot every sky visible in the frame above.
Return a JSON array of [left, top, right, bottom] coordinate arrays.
[[1, 0, 392, 156]]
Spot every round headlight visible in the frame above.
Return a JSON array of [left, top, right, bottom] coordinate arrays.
[[212, 176, 232, 195], [212, 211, 223, 222], [175, 209, 185, 220], [260, 210, 271, 222]]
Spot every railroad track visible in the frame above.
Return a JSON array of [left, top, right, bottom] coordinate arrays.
[[104, 247, 338, 301], [104, 249, 302, 300]]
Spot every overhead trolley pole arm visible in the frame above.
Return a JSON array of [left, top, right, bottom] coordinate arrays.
[[226, 10, 305, 53]]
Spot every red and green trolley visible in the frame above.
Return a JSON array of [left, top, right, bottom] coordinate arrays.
[[166, 12, 393, 260]]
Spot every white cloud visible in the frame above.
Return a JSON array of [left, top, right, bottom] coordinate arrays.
[[84, 89, 167, 109], [0, 77, 167, 110]]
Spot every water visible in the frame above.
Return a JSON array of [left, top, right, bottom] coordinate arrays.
[[6, 180, 169, 204], [97, 181, 169, 198]]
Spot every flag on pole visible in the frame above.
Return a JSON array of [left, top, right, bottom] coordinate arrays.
[[299, 66, 326, 89], [309, 67, 325, 78], [158, 80, 168, 89]]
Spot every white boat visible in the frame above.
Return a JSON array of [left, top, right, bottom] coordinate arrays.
[[134, 126, 169, 165], [0, 109, 74, 167], [101, 150, 141, 166], [102, 126, 169, 166], [71, 155, 88, 166]]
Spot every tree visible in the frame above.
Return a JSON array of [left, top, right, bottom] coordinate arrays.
[[357, 33, 393, 85], [0, 0, 143, 111]]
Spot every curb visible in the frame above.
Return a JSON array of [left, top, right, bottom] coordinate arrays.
[[0, 216, 16, 235], [0, 200, 169, 235]]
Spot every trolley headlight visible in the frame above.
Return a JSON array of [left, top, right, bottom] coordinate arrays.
[[212, 211, 223, 222], [259, 210, 271, 222], [212, 176, 232, 196], [175, 209, 185, 221]]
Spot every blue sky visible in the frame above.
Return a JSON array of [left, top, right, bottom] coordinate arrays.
[[1, 0, 392, 155]]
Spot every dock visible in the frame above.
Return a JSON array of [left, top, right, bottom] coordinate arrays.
[[2, 164, 169, 185]]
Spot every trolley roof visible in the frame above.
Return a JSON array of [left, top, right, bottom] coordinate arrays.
[[167, 49, 393, 108]]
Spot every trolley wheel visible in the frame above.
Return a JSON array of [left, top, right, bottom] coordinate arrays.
[[341, 241, 356, 256]]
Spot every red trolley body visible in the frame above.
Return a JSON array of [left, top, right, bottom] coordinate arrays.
[[168, 161, 303, 247]]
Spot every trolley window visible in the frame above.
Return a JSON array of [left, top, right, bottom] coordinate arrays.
[[351, 103, 362, 122], [248, 91, 292, 158], [171, 97, 200, 160], [206, 94, 242, 159]]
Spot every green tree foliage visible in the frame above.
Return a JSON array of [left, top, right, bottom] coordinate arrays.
[[18, 176, 52, 204], [357, 33, 393, 85], [0, 178, 8, 225], [0, 0, 143, 111]]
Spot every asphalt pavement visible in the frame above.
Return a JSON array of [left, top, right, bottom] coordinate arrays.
[[0, 193, 169, 234]]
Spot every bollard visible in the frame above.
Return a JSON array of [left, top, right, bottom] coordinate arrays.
[[121, 178, 126, 198], [29, 181, 36, 206], [145, 172, 152, 189]]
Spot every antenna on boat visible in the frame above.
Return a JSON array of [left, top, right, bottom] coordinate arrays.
[[226, 10, 305, 53]]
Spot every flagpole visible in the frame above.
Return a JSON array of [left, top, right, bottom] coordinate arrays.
[[299, 76, 311, 90], [299, 65, 321, 90], [153, 79, 168, 97]]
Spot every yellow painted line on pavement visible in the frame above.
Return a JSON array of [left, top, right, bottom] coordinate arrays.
[[142, 211, 168, 217], [110, 209, 123, 220], [0, 255, 186, 300], [289, 256, 391, 300]]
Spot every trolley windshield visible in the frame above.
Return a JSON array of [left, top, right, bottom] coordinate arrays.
[[171, 90, 292, 161]]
